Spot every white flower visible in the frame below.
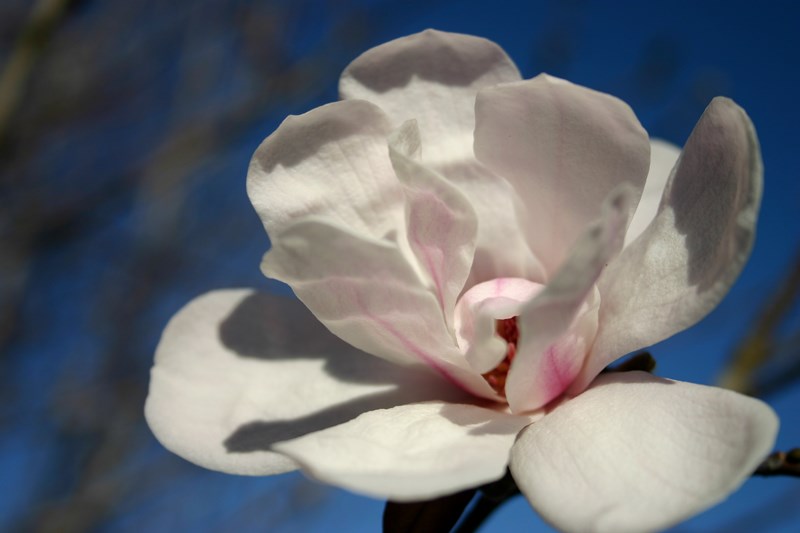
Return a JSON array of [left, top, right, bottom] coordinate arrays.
[[145, 30, 778, 532]]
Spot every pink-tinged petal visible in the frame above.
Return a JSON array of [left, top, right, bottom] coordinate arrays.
[[625, 139, 682, 246], [474, 74, 651, 275], [262, 217, 499, 401], [510, 372, 778, 533], [463, 303, 509, 374], [340, 30, 544, 284], [576, 98, 763, 392], [145, 290, 469, 476], [247, 99, 402, 239], [506, 187, 633, 413], [388, 120, 477, 325], [443, 159, 547, 287], [274, 401, 540, 502], [453, 278, 544, 374], [340, 29, 521, 166]]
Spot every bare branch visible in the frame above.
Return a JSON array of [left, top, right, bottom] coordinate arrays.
[[720, 249, 800, 395], [754, 449, 800, 478], [0, 0, 75, 144]]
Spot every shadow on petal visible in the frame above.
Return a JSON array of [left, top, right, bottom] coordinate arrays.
[[217, 291, 471, 453], [343, 30, 511, 93], [225, 388, 445, 453], [584, 101, 760, 387], [669, 98, 761, 292], [251, 100, 392, 173], [437, 403, 531, 438], [220, 291, 426, 383]]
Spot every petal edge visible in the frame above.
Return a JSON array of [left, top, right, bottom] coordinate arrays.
[[510, 371, 778, 533]]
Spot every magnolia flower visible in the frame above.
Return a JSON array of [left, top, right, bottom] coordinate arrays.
[[145, 30, 779, 532]]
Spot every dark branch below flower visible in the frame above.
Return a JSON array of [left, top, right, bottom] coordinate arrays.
[[753, 448, 800, 478], [602, 351, 657, 374]]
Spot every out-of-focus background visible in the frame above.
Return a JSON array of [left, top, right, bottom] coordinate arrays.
[[1, 0, 799, 531]]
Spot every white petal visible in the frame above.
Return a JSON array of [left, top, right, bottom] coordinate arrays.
[[262, 218, 499, 400], [388, 120, 477, 326], [577, 98, 763, 392], [463, 302, 510, 374], [145, 290, 467, 475], [474, 74, 651, 275], [437, 156, 546, 287], [510, 371, 779, 533], [453, 278, 544, 374], [340, 29, 521, 166], [625, 139, 682, 246], [506, 187, 632, 412], [340, 29, 544, 284], [247, 99, 402, 239], [274, 401, 539, 501]]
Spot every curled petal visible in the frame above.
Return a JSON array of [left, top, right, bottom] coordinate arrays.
[[577, 97, 763, 392], [510, 372, 778, 533], [625, 139, 682, 246], [453, 277, 544, 374], [463, 303, 509, 374], [247, 99, 402, 239], [388, 120, 478, 325], [506, 186, 632, 413], [145, 290, 467, 476], [274, 401, 539, 502], [474, 74, 650, 274], [263, 217, 498, 400], [340, 30, 543, 284]]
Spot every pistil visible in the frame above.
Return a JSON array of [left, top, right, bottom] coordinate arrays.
[[482, 317, 518, 396]]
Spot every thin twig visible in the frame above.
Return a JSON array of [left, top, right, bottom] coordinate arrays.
[[754, 449, 800, 478], [720, 250, 800, 394]]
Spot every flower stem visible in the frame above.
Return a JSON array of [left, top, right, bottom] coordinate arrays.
[[452, 469, 520, 533], [383, 489, 476, 533], [452, 493, 508, 533]]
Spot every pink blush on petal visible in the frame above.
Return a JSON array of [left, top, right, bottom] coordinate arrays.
[[453, 277, 544, 354], [539, 335, 586, 406]]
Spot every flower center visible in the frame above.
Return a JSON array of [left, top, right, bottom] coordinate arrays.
[[453, 277, 544, 400], [482, 316, 519, 396]]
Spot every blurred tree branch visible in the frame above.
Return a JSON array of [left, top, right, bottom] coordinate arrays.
[[719, 250, 800, 396], [0, 0, 77, 148], [2, 2, 380, 531]]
